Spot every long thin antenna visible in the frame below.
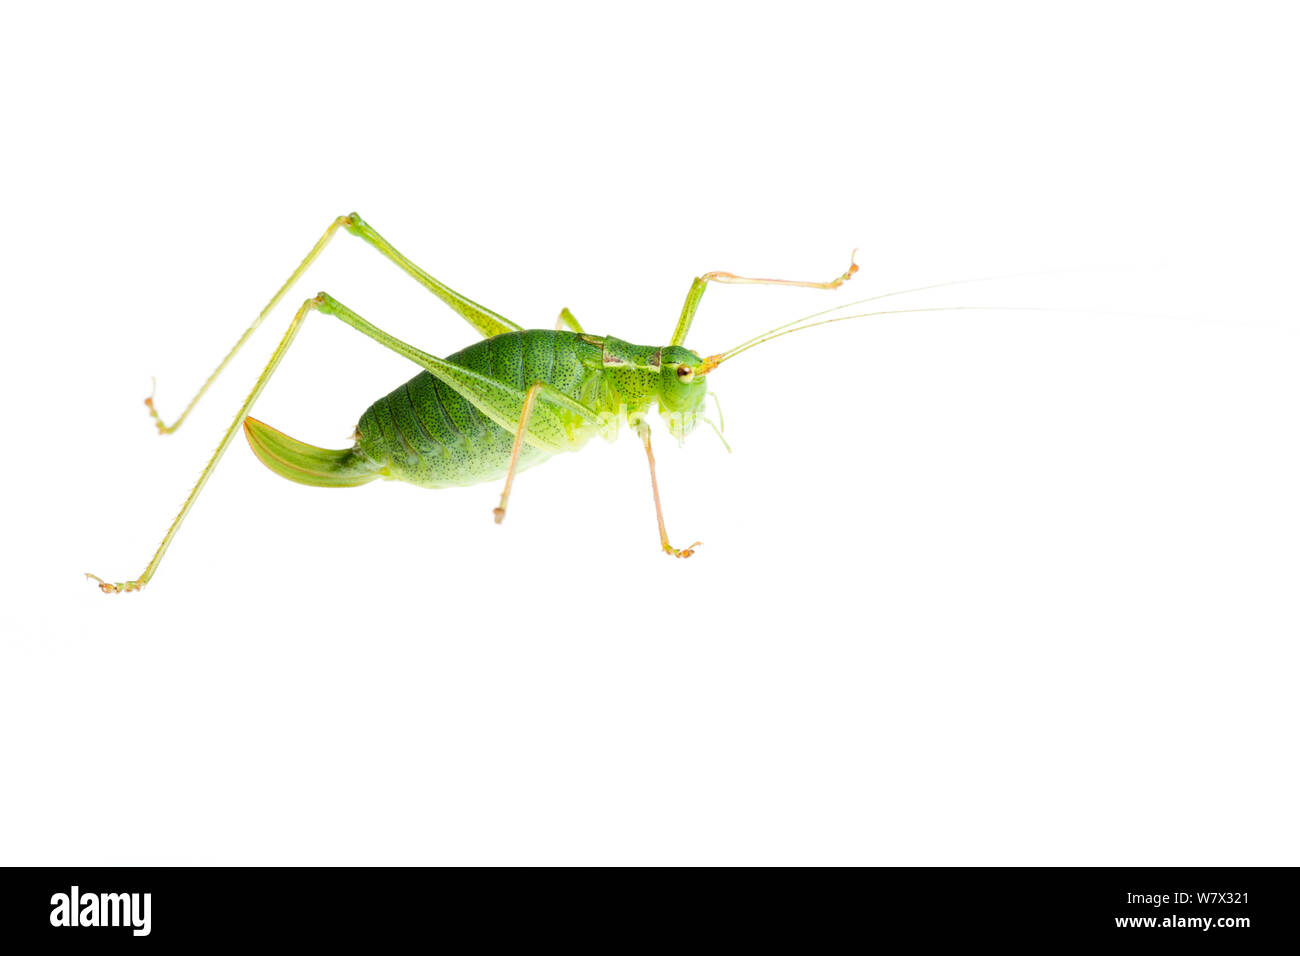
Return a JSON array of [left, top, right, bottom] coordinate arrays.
[[706, 305, 1191, 370], [716, 266, 1136, 359]]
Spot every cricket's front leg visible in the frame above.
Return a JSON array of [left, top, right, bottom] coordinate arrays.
[[669, 249, 859, 346], [636, 421, 700, 559]]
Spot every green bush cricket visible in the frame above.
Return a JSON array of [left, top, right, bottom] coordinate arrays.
[[87, 212, 867, 593]]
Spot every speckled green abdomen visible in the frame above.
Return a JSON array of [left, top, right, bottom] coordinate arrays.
[[354, 329, 604, 488]]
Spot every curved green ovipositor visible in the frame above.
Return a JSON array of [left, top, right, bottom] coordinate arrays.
[[242, 417, 383, 488]]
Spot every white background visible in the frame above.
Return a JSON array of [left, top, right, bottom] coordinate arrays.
[[2, 2, 1297, 865]]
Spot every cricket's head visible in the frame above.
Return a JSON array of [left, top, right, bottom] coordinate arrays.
[[656, 344, 710, 441]]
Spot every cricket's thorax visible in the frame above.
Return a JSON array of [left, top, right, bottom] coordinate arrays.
[[350, 330, 703, 489]]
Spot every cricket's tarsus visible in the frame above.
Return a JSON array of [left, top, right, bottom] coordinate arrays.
[[85, 573, 141, 594]]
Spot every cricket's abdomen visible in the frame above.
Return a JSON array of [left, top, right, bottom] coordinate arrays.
[[354, 370, 550, 487], [353, 330, 603, 488]]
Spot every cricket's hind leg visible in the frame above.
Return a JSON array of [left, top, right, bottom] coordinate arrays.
[[147, 213, 523, 436], [88, 295, 324, 594]]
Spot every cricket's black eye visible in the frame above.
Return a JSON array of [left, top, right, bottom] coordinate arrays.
[[676, 365, 695, 383]]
